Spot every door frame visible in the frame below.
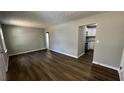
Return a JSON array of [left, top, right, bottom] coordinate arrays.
[[0, 25, 7, 80], [119, 49, 124, 81], [45, 32, 50, 49], [78, 23, 97, 60]]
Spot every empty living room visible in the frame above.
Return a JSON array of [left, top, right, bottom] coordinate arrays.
[[0, 11, 124, 81], [1, 0, 124, 93]]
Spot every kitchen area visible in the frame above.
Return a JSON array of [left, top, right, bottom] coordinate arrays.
[[85, 24, 96, 54]]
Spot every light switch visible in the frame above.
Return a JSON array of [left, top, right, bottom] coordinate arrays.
[[96, 40, 99, 44]]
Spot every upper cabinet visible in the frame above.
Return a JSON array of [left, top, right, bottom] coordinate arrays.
[[86, 28, 96, 36]]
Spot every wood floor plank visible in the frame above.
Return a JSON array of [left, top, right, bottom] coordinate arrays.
[[7, 50, 119, 81]]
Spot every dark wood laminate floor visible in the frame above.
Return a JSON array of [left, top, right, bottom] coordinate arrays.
[[7, 50, 119, 81]]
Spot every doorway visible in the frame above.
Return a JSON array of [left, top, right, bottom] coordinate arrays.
[[85, 24, 97, 55], [45, 32, 49, 49], [78, 23, 97, 62]]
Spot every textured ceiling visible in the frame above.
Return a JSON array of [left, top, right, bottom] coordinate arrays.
[[0, 11, 104, 28]]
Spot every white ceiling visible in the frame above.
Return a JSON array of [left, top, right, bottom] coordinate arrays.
[[0, 11, 104, 28]]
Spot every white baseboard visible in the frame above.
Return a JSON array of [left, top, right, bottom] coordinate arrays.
[[9, 48, 46, 56], [78, 52, 84, 58], [50, 49, 78, 58], [93, 61, 119, 71], [93, 61, 121, 80]]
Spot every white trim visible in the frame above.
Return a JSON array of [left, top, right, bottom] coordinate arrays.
[[6, 54, 9, 72], [50, 49, 78, 58], [118, 48, 124, 81], [9, 48, 46, 56], [93, 61, 119, 71], [78, 52, 84, 58]]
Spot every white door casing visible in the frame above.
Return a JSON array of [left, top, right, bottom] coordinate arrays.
[[119, 49, 124, 81], [46, 32, 49, 49], [0, 25, 7, 80]]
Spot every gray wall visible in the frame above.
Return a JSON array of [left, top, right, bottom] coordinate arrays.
[[48, 24, 78, 58], [48, 12, 124, 69], [2, 25, 46, 55]]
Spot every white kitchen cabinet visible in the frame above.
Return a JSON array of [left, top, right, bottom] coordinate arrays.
[[86, 28, 96, 36]]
